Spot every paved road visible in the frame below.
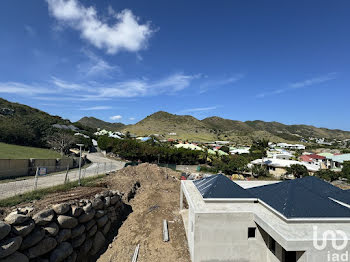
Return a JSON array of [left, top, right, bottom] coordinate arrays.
[[0, 153, 125, 200]]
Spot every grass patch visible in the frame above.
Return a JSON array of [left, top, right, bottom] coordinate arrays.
[[0, 174, 106, 207], [0, 142, 61, 159]]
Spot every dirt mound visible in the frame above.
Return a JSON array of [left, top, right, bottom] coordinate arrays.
[[98, 164, 190, 262]]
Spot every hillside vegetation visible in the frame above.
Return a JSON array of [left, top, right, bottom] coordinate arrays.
[[122, 111, 350, 143], [0, 142, 61, 159], [0, 98, 94, 149], [77, 116, 125, 131]]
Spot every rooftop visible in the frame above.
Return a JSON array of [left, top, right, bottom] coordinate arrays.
[[248, 176, 350, 219], [193, 174, 255, 199]]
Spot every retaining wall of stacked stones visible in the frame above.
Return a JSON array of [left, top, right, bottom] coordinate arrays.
[[0, 190, 125, 262]]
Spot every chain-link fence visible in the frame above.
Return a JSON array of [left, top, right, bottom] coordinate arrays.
[[0, 161, 122, 200]]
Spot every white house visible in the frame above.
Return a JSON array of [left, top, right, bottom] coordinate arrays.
[[180, 175, 350, 262]]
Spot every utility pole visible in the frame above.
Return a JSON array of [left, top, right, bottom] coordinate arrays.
[[77, 144, 84, 186]]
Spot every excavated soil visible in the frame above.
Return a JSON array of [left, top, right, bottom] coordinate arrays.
[[98, 163, 190, 262], [0, 163, 191, 262]]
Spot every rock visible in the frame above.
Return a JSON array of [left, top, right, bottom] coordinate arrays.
[[5, 212, 30, 225], [94, 210, 105, 219], [79, 238, 92, 254], [65, 251, 77, 262], [78, 210, 95, 223], [17, 207, 34, 216], [52, 203, 70, 215], [70, 206, 82, 217], [82, 203, 92, 213], [102, 191, 110, 197], [89, 231, 105, 255], [33, 209, 54, 226], [71, 233, 85, 249], [110, 196, 119, 205], [84, 219, 95, 231], [55, 229, 71, 244], [49, 242, 73, 262], [94, 193, 102, 199], [91, 199, 103, 210], [102, 221, 111, 236], [57, 216, 78, 229], [87, 225, 97, 238], [44, 222, 59, 237], [20, 228, 45, 250], [0, 236, 22, 258], [1, 251, 28, 262], [71, 224, 85, 239], [104, 197, 111, 207], [25, 237, 57, 259], [12, 219, 35, 237], [0, 221, 11, 240], [96, 215, 108, 228]]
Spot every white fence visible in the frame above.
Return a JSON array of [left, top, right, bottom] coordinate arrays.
[[0, 161, 121, 200]]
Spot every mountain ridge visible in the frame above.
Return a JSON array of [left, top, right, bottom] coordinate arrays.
[[121, 111, 350, 143]]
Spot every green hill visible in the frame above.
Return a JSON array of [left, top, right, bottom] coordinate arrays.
[[122, 111, 350, 143], [0, 98, 93, 148], [77, 117, 125, 131]]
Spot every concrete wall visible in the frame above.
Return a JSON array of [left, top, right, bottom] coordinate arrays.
[[30, 158, 57, 173], [192, 212, 268, 262], [0, 159, 29, 178], [0, 157, 82, 179]]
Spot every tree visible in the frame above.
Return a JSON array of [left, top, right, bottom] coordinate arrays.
[[286, 164, 309, 178], [315, 170, 338, 182], [46, 132, 75, 156], [220, 146, 230, 153], [341, 161, 350, 180], [251, 165, 269, 178], [250, 139, 269, 162]]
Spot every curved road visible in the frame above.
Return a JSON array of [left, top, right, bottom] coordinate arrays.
[[0, 153, 125, 200]]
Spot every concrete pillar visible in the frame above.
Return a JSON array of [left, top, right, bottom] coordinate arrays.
[[180, 183, 183, 210]]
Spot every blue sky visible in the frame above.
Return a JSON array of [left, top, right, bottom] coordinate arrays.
[[0, 0, 349, 130]]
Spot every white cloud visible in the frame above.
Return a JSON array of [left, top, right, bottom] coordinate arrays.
[[51, 77, 85, 90], [199, 74, 244, 94], [46, 0, 154, 54], [179, 106, 217, 114], [78, 49, 119, 77], [129, 117, 135, 120], [0, 82, 54, 95], [257, 73, 337, 98], [110, 115, 122, 120], [0, 72, 198, 100], [80, 106, 112, 110], [94, 73, 198, 98]]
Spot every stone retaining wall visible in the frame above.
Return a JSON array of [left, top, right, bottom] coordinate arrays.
[[0, 190, 125, 262]]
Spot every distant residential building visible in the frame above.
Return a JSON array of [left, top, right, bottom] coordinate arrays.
[[300, 154, 326, 168], [250, 158, 320, 178], [230, 147, 250, 155], [215, 141, 230, 145], [168, 132, 177, 136], [276, 143, 306, 150], [175, 143, 204, 151], [328, 154, 350, 170]]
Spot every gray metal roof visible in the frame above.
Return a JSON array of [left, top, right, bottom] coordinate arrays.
[[248, 176, 350, 219], [193, 174, 255, 199]]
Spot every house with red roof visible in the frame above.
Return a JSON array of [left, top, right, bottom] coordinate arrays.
[[300, 154, 326, 169]]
